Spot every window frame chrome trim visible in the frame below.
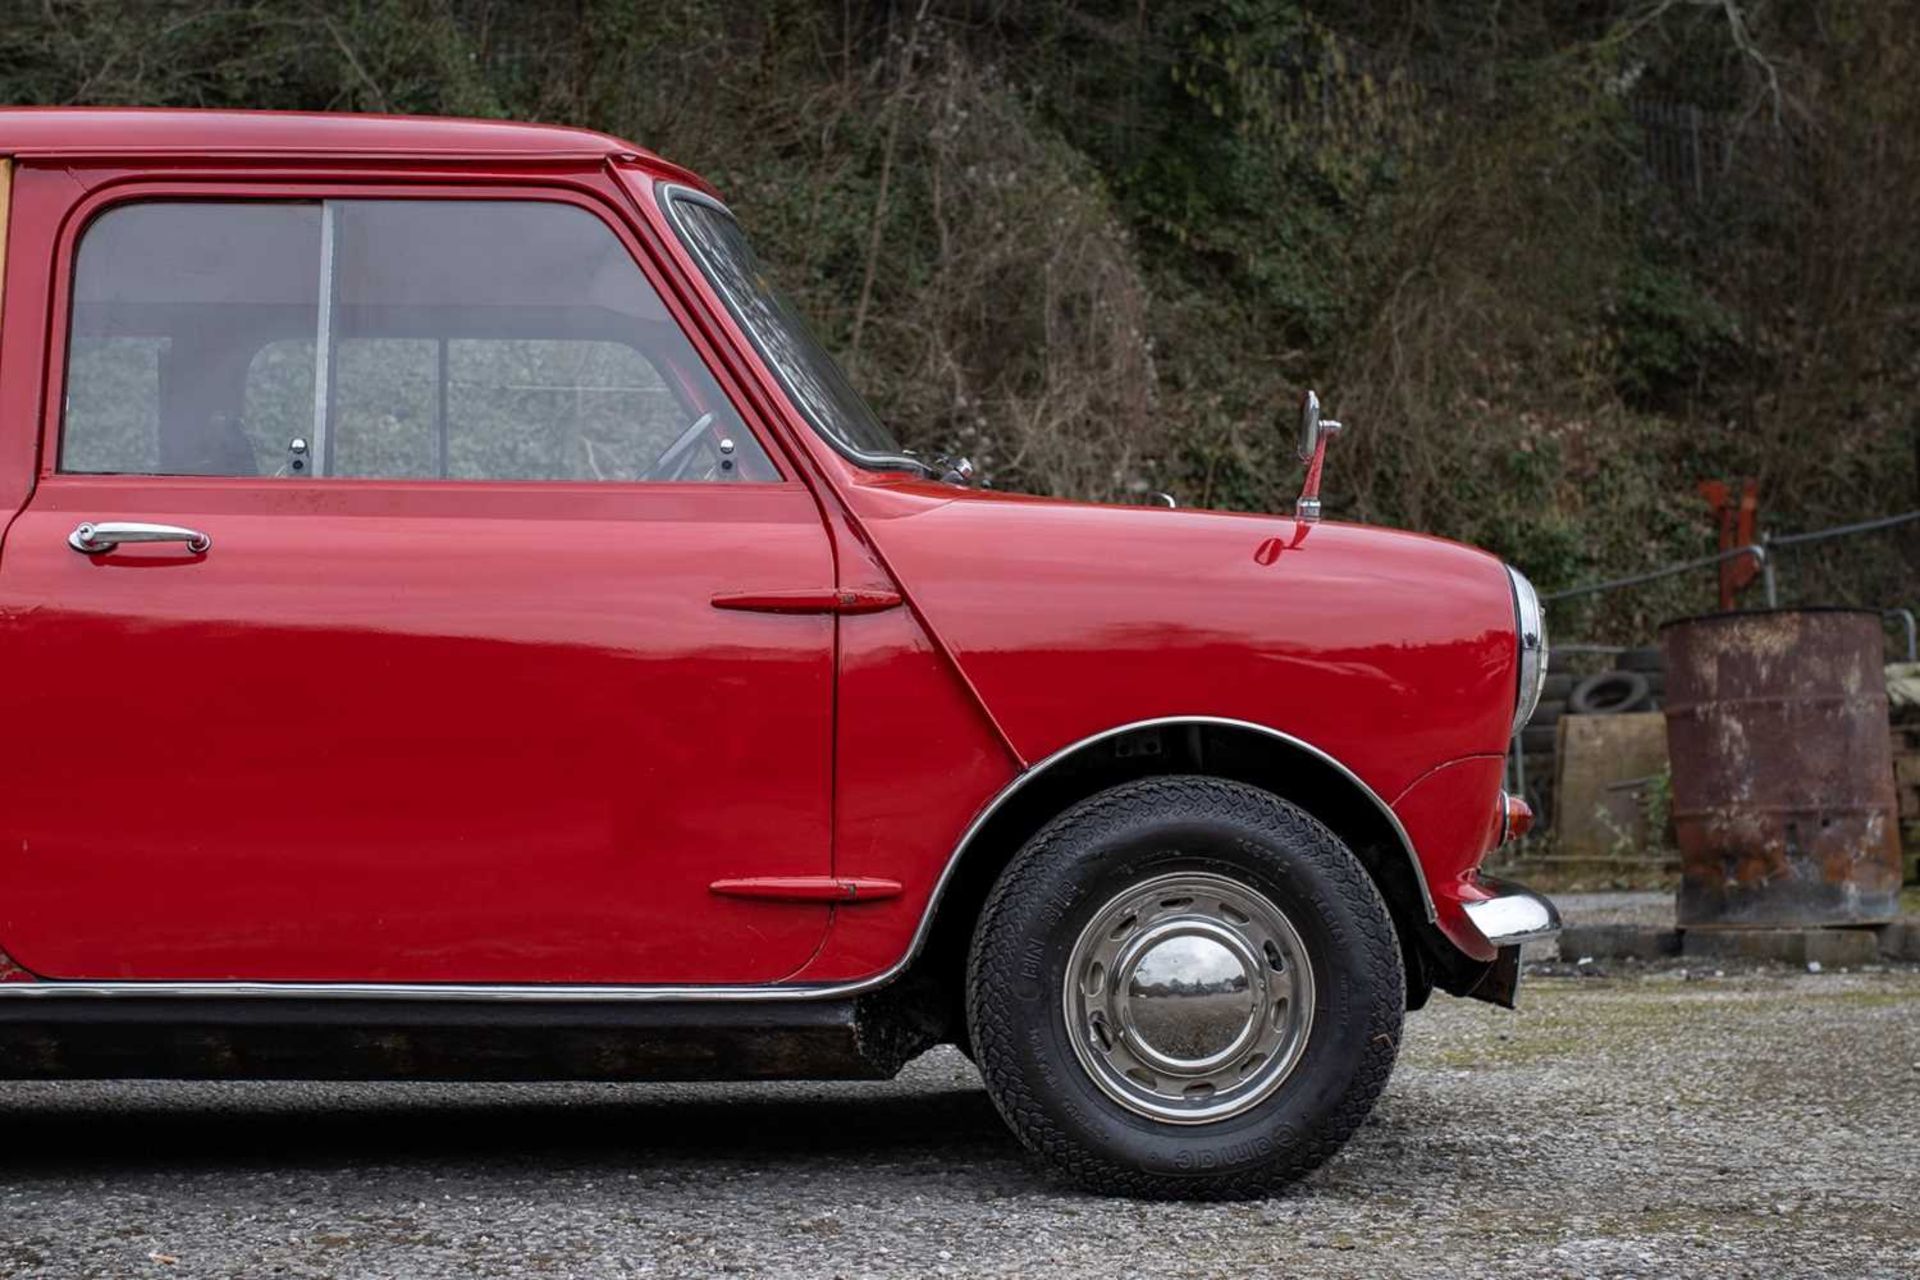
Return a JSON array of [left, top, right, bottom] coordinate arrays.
[[0, 716, 1431, 1004], [310, 198, 337, 476]]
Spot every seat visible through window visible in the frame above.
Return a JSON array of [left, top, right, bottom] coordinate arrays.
[[61, 198, 777, 483]]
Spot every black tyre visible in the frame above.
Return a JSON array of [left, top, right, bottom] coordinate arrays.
[[1520, 723, 1559, 753], [1527, 698, 1567, 726], [1569, 669, 1652, 715], [965, 777, 1403, 1199], [1542, 672, 1577, 700]]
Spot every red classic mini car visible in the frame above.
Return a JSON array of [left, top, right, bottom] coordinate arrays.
[[0, 109, 1555, 1198]]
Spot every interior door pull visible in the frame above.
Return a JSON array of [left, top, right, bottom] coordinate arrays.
[[68, 521, 211, 555]]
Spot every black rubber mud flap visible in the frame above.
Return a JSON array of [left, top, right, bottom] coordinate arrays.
[[1463, 945, 1522, 1009]]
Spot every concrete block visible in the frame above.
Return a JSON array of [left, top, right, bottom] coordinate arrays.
[[1558, 924, 1681, 961], [1805, 928, 1884, 967], [1875, 919, 1920, 962], [1682, 927, 1880, 966]]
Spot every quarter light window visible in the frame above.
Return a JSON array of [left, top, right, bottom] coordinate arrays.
[[666, 190, 912, 468], [62, 200, 777, 483]]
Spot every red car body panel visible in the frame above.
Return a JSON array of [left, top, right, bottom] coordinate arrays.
[[1389, 755, 1515, 960], [823, 478, 1520, 964], [0, 110, 1523, 990], [839, 477, 1517, 797], [0, 476, 839, 982], [800, 599, 1020, 982]]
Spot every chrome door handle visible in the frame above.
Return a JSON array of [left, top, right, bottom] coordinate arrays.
[[68, 521, 211, 555]]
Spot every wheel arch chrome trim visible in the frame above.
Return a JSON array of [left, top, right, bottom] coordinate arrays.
[[919, 715, 1436, 940], [0, 717, 1431, 1005]]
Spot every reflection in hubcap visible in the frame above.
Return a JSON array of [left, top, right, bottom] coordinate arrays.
[[1124, 933, 1254, 1063], [1063, 872, 1315, 1125]]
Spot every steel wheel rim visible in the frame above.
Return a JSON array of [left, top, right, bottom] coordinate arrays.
[[1062, 870, 1315, 1125]]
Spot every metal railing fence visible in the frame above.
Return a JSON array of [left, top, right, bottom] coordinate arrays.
[[1541, 508, 1919, 616]]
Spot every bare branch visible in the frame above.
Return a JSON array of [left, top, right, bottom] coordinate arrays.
[[322, 13, 393, 113], [1715, 0, 1783, 127]]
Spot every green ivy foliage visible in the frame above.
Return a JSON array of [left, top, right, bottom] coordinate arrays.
[[0, 0, 1912, 640]]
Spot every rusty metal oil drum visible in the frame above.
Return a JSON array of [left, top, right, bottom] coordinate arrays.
[[1661, 608, 1901, 928]]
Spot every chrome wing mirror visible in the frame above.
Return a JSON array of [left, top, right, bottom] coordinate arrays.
[[1292, 389, 1342, 522]]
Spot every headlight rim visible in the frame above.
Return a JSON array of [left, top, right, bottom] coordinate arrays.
[[1507, 566, 1548, 741]]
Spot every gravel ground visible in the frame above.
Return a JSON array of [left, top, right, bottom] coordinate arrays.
[[1548, 890, 1679, 930], [2, 913, 1915, 1278]]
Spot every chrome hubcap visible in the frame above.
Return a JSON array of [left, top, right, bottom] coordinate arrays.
[[1063, 871, 1314, 1124]]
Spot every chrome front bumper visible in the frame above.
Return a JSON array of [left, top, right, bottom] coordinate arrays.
[[1462, 877, 1562, 947]]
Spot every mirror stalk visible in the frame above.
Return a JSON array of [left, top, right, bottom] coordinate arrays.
[[1295, 433, 1329, 522], [1293, 389, 1342, 523]]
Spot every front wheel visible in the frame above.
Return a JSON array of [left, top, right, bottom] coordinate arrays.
[[965, 776, 1404, 1199]]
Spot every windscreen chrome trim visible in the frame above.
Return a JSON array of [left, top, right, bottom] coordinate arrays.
[[657, 183, 930, 477]]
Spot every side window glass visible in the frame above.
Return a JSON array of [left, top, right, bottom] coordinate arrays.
[[444, 340, 687, 482], [62, 337, 166, 472], [66, 203, 321, 476], [244, 339, 317, 471], [62, 200, 778, 483], [332, 338, 437, 479]]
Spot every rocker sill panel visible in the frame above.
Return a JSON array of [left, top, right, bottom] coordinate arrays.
[[0, 978, 895, 1003]]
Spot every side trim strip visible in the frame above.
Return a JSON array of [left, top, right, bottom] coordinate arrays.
[[0, 716, 1428, 1004]]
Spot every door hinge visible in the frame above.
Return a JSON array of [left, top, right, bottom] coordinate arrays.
[[708, 876, 904, 903], [710, 588, 902, 615]]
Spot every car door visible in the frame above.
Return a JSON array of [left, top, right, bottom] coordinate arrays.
[[0, 185, 836, 984]]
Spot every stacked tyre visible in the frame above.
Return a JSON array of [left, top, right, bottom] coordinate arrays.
[[1517, 647, 1665, 824], [1518, 661, 1575, 757]]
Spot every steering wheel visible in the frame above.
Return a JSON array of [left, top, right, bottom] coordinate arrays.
[[646, 411, 719, 481]]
